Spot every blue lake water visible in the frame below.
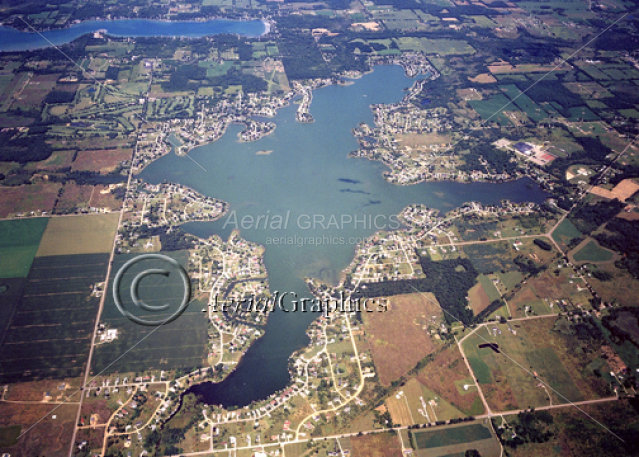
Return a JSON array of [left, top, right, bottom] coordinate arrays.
[[0, 19, 266, 52], [138, 65, 549, 407]]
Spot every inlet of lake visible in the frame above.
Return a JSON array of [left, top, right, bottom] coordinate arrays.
[[138, 64, 549, 407], [0, 18, 266, 52]]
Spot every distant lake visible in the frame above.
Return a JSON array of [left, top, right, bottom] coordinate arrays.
[[0, 18, 267, 52]]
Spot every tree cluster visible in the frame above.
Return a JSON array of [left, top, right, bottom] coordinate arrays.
[[570, 199, 625, 235], [355, 256, 478, 325], [595, 218, 639, 278]]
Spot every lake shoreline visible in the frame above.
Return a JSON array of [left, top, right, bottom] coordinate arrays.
[[0, 18, 267, 52]]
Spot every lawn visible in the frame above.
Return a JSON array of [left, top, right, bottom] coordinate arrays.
[[0, 218, 48, 278]]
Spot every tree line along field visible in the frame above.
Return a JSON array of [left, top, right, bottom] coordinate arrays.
[[461, 317, 613, 413], [91, 250, 208, 375], [0, 253, 108, 383]]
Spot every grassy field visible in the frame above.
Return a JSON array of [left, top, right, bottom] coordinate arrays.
[[572, 240, 615, 262], [478, 275, 501, 303], [0, 253, 108, 383], [551, 219, 582, 250], [0, 218, 48, 278], [468, 93, 514, 125], [92, 250, 208, 374], [0, 425, 20, 447], [463, 242, 516, 275], [0, 278, 27, 348], [0, 182, 62, 218], [395, 37, 475, 56], [462, 317, 611, 412], [363, 293, 442, 385], [351, 431, 402, 457], [500, 84, 548, 122], [417, 345, 485, 416], [387, 378, 465, 426], [497, 271, 524, 290], [468, 281, 491, 315], [587, 263, 639, 307], [72, 148, 133, 173], [36, 213, 119, 257], [0, 402, 78, 457], [411, 421, 500, 457], [413, 423, 491, 448]]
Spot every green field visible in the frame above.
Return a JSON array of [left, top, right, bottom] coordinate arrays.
[[564, 106, 600, 121], [0, 218, 49, 278], [92, 250, 208, 374], [497, 271, 524, 290], [0, 425, 21, 447], [551, 218, 582, 247], [478, 275, 501, 303], [0, 278, 27, 347], [36, 213, 119, 257], [395, 37, 475, 56], [461, 318, 610, 411], [467, 355, 492, 384], [0, 253, 108, 383], [412, 423, 492, 449], [500, 84, 548, 122], [573, 240, 615, 262], [468, 93, 514, 125], [463, 242, 515, 275], [0, 74, 13, 97], [199, 60, 237, 77]]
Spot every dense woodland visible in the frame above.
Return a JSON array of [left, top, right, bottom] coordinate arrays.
[[355, 255, 478, 326], [595, 218, 639, 278], [458, 142, 520, 176], [570, 199, 625, 235], [601, 307, 639, 348], [0, 126, 53, 163], [494, 410, 554, 449]]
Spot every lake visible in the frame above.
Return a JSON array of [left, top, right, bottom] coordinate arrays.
[[0, 19, 266, 52], [138, 64, 549, 407]]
